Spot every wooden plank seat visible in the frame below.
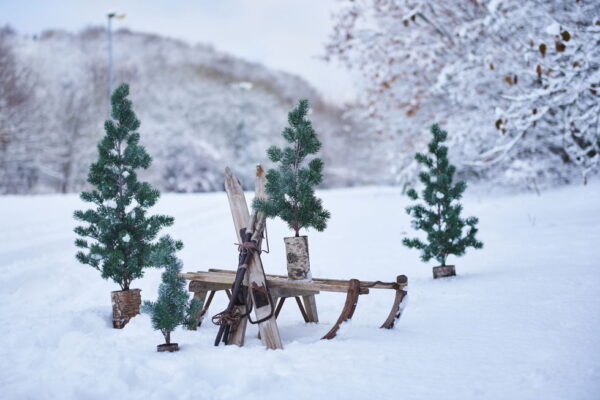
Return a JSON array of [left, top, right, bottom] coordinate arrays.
[[182, 269, 408, 339]]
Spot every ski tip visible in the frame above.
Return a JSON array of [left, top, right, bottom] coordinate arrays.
[[225, 166, 232, 176], [256, 164, 264, 177]]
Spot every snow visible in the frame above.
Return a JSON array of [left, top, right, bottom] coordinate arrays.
[[545, 22, 561, 35], [1, 182, 600, 399]]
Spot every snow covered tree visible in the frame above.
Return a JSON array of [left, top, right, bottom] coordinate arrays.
[[326, 0, 600, 187], [74, 83, 175, 291], [484, 1, 599, 184], [403, 125, 482, 277], [253, 99, 330, 237], [325, 1, 486, 182], [142, 236, 201, 351], [0, 28, 36, 194], [325, 1, 482, 134], [444, 0, 600, 186]]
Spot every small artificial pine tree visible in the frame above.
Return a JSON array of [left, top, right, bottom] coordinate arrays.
[[142, 237, 201, 346], [403, 124, 483, 266], [74, 83, 175, 291], [253, 99, 330, 237]]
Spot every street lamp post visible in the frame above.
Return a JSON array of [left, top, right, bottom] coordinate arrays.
[[107, 11, 125, 110], [230, 82, 253, 158]]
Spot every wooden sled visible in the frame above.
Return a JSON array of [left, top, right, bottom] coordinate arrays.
[[182, 165, 408, 346], [183, 269, 408, 340]]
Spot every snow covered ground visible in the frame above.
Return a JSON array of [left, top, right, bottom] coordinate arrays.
[[1, 181, 599, 400]]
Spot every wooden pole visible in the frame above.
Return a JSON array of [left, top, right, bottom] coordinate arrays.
[[246, 165, 283, 349], [223, 167, 249, 346]]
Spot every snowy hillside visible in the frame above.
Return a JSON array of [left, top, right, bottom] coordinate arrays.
[[0, 27, 354, 194], [1, 180, 599, 399]]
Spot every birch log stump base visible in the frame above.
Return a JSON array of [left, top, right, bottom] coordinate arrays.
[[433, 265, 456, 279], [285, 236, 311, 280], [157, 343, 179, 352], [111, 289, 141, 329], [284, 236, 319, 322]]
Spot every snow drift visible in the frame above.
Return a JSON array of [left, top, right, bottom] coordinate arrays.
[[1, 180, 599, 399]]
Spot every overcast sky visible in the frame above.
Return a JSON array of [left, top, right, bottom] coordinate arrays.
[[0, 0, 356, 103]]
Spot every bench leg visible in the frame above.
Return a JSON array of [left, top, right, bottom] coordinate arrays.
[[302, 294, 319, 323], [295, 296, 310, 322], [189, 289, 209, 330], [275, 297, 286, 318]]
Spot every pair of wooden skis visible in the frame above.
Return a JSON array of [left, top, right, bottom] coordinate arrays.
[[213, 165, 283, 350]]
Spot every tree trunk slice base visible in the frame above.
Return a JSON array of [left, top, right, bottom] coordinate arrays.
[[285, 236, 311, 280], [157, 343, 179, 352], [433, 265, 456, 279], [111, 289, 141, 329]]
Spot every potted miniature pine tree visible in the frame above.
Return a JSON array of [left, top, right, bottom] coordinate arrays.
[[403, 124, 483, 279], [142, 236, 201, 352], [74, 83, 177, 328], [253, 99, 330, 280]]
